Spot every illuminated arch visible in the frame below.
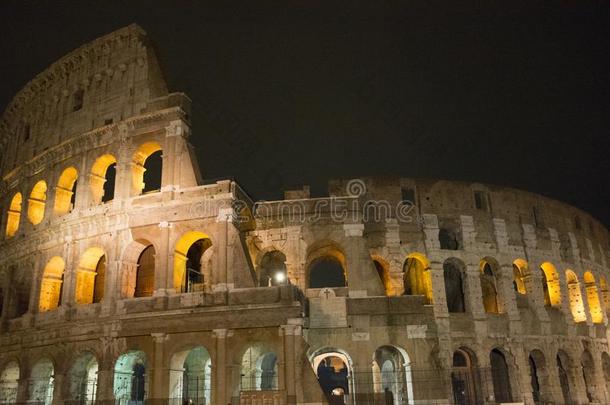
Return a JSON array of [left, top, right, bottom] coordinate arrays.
[[5, 193, 22, 237], [512, 259, 529, 295], [27, 180, 47, 225], [372, 256, 393, 296], [28, 358, 54, 404], [372, 345, 414, 404], [480, 258, 501, 314], [39, 256, 65, 312], [540, 262, 561, 307], [132, 142, 162, 195], [90, 154, 117, 204], [114, 351, 147, 402], [566, 270, 586, 322], [67, 352, 98, 403], [74, 247, 106, 305], [174, 231, 212, 293], [310, 347, 354, 401], [403, 253, 432, 304], [0, 360, 19, 403], [240, 343, 278, 391], [600, 276, 609, 314], [584, 272, 603, 324], [258, 250, 288, 287], [169, 346, 212, 403], [54, 167, 78, 215]]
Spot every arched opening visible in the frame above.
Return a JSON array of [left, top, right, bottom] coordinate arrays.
[[28, 358, 54, 405], [372, 346, 412, 405], [480, 259, 500, 314], [132, 142, 163, 195], [308, 257, 347, 289], [67, 352, 98, 404], [174, 231, 212, 293], [556, 351, 573, 404], [443, 258, 465, 313], [259, 250, 288, 287], [584, 272, 603, 323], [114, 351, 147, 402], [6, 267, 29, 319], [403, 253, 432, 304], [602, 352, 610, 395], [240, 345, 278, 391], [566, 270, 586, 322], [512, 259, 528, 295], [581, 350, 597, 402], [5, 192, 22, 237], [451, 348, 479, 405], [372, 257, 392, 296], [438, 228, 459, 250], [54, 167, 78, 215], [28, 180, 47, 225], [74, 247, 106, 305], [135, 245, 156, 298], [169, 346, 212, 404], [90, 154, 117, 204], [38, 256, 65, 312], [490, 349, 512, 403], [0, 361, 19, 403], [540, 262, 561, 307], [600, 276, 609, 315], [312, 350, 352, 405], [528, 350, 550, 404]]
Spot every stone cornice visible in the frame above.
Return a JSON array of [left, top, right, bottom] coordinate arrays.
[[1, 106, 185, 186]]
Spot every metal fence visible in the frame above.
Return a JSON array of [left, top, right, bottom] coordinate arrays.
[[168, 375, 212, 405]]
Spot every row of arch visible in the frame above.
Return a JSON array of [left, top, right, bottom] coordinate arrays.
[[4, 141, 163, 238], [407, 254, 608, 324], [256, 244, 609, 325], [36, 231, 213, 312], [1, 343, 609, 404]]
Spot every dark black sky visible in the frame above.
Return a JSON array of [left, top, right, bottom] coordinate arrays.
[[1, 1, 609, 227]]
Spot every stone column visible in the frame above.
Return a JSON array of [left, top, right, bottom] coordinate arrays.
[[0, 270, 11, 331], [212, 209, 232, 291], [51, 372, 66, 405], [343, 223, 384, 297], [157, 221, 172, 295], [281, 324, 300, 404], [464, 263, 486, 320], [212, 329, 230, 405], [74, 156, 90, 210], [149, 333, 169, 403], [95, 362, 115, 405], [15, 359, 30, 404]]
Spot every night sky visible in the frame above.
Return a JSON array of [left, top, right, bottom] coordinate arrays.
[[1, 2, 609, 227]]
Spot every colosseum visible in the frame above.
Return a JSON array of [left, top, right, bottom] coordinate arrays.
[[0, 24, 609, 405]]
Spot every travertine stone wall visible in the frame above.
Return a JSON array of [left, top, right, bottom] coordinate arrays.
[[0, 25, 609, 405]]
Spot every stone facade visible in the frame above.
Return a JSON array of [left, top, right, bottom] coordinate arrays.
[[0, 24, 609, 405]]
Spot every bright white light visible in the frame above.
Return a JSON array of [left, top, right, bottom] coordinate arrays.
[[274, 271, 286, 283]]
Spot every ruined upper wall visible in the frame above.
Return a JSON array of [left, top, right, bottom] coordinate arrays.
[[0, 24, 169, 176]]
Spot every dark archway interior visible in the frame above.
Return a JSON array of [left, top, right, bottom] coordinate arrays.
[[309, 257, 346, 288], [102, 163, 116, 203], [443, 261, 465, 313], [490, 349, 512, 403], [93, 255, 106, 303], [143, 150, 163, 193]]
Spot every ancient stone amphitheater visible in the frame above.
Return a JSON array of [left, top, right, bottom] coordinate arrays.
[[0, 24, 608, 405]]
